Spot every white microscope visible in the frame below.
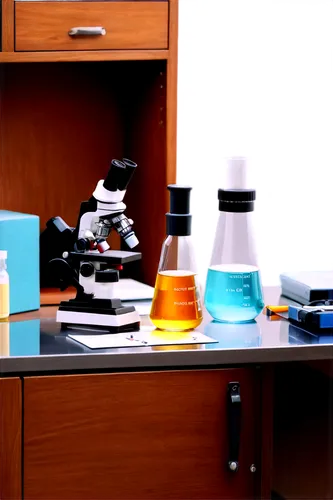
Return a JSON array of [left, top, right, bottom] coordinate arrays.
[[44, 158, 142, 333]]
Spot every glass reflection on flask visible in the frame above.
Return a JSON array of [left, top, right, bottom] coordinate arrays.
[[204, 320, 261, 349]]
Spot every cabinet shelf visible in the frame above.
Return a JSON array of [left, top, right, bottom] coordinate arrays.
[[0, 49, 169, 63], [40, 288, 75, 306], [0, 59, 168, 286]]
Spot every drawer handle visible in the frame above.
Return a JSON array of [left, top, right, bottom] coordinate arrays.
[[68, 27, 106, 37], [227, 382, 242, 473]]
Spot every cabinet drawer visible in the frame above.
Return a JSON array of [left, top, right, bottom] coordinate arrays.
[[15, 1, 169, 51], [24, 370, 258, 500]]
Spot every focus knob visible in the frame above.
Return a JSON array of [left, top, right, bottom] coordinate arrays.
[[74, 238, 90, 252], [80, 262, 95, 278]]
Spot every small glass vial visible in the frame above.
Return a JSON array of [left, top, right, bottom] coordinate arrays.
[[204, 158, 264, 323], [0, 321, 10, 355], [0, 251, 9, 319], [150, 185, 203, 331]]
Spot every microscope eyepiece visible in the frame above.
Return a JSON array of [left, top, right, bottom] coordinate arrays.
[[103, 159, 126, 192], [103, 158, 137, 193], [123, 159, 136, 169], [117, 158, 137, 191]]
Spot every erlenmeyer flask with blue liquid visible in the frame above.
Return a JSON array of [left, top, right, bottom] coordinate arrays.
[[204, 157, 264, 323]]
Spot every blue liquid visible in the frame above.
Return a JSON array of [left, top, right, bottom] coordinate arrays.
[[205, 264, 264, 323]]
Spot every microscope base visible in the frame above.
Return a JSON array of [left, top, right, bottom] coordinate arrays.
[[57, 307, 140, 333]]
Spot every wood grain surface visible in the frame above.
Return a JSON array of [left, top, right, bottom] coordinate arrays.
[[166, 0, 178, 185], [122, 0, 179, 284], [2, 0, 14, 51], [0, 50, 172, 286], [259, 366, 274, 500], [0, 59, 170, 285], [0, 62, 124, 229], [15, 1, 168, 51], [40, 287, 76, 306], [0, 378, 22, 500], [1, 0, 176, 287], [273, 362, 333, 500], [19, 0, 168, 1], [124, 61, 167, 285], [0, 49, 168, 63], [24, 370, 257, 500]]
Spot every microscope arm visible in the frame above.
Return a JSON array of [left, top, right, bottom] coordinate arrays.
[[49, 258, 93, 300]]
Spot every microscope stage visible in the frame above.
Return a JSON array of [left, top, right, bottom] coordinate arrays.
[[69, 250, 141, 264]]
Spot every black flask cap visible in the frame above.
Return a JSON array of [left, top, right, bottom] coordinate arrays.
[[168, 185, 192, 214], [218, 189, 256, 213], [166, 185, 192, 236]]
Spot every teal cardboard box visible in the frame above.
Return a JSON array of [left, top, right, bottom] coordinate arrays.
[[9, 320, 40, 356], [0, 211, 39, 314]]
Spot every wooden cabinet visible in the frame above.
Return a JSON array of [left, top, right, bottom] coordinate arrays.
[[15, 2, 169, 52], [273, 362, 333, 500], [0, 0, 177, 288], [0, 378, 22, 500], [24, 369, 259, 500]]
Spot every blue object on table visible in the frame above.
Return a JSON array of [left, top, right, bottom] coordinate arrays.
[[0, 211, 39, 314], [9, 319, 40, 356], [288, 324, 333, 345], [289, 305, 333, 329]]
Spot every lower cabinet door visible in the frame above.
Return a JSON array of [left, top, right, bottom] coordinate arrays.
[[24, 369, 258, 500], [0, 378, 22, 500]]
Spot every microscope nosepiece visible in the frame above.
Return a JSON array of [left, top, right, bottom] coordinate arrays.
[[110, 213, 139, 248]]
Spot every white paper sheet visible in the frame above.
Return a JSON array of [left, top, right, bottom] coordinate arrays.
[[69, 327, 217, 350], [122, 300, 152, 316], [117, 279, 154, 301]]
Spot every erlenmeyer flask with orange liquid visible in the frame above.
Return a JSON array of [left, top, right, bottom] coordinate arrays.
[[150, 185, 203, 331]]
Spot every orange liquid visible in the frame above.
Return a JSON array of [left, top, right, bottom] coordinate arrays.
[[150, 270, 203, 331]]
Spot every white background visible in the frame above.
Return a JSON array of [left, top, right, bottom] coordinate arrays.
[[177, 0, 333, 286]]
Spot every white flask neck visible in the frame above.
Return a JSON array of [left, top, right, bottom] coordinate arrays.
[[210, 211, 258, 267]]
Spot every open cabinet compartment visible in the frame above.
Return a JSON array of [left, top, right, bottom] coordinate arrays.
[[0, 59, 168, 293]]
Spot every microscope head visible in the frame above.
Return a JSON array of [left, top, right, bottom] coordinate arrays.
[[93, 158, 137, 204], [76, 158, 139, 250], [104, 158, 137, 192]]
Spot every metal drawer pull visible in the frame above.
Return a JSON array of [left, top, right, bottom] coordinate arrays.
[[68, 27, 106, 37], [227, 382, 242, 473]]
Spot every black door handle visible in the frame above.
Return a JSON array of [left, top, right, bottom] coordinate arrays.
[[227, 381, 241, 472]]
